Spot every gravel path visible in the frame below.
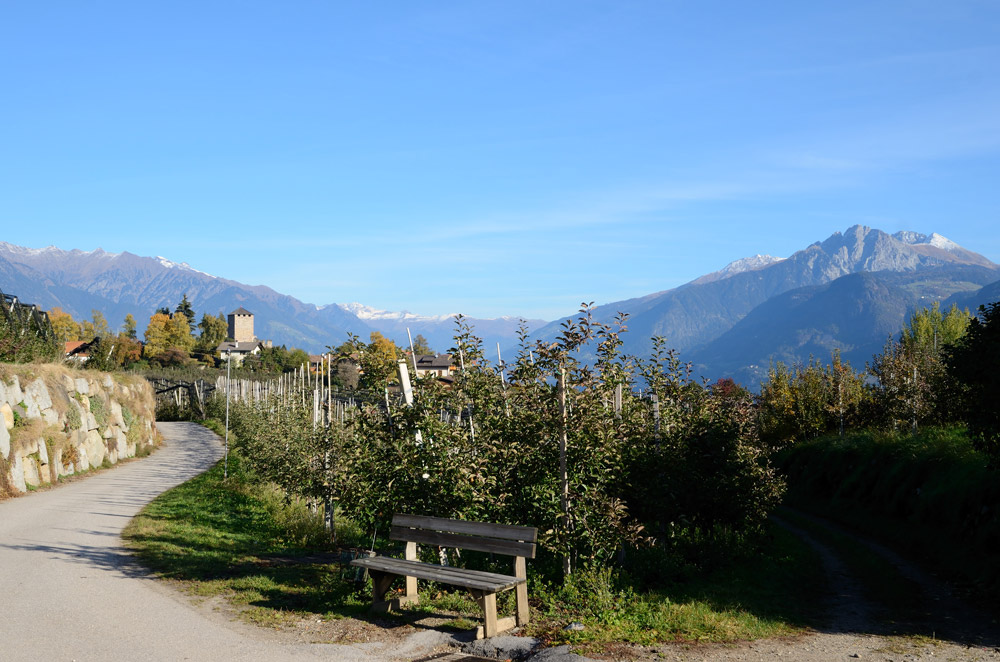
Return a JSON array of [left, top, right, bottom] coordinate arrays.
[[0, 422, 455, 662]]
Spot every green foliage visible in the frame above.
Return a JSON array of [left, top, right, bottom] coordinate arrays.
[[174, 294, 196, 333], [777, 426, 1000, 604], [65, 403, 82, 431], [224, 307, 785, 582], [196, 312, 227, 353], [0, 302, 60, 363], [757, 351, 866, 448], [946, 301, 1000, 465]]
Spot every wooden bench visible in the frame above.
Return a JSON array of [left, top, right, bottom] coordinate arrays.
[[350, 514, 537, 638]]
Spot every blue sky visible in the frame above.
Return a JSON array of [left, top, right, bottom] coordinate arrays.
[[2, 1, 999, 320]]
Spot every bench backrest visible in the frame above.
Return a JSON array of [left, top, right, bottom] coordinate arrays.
[[390, 514, 537, 559]]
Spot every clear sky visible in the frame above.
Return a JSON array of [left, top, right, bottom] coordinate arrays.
[[2, 1, 999, 320]]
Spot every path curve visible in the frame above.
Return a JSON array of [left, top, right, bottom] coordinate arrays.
[[0, 422, 452, 662]]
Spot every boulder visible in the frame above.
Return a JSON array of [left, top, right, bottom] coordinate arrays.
[[76, 444, 90, 472], [111, 401, 127, 430], [85, 429, 105, 467], [116, 429, 129, 458], [62, 374, 75, 393], [2, 375, 23, 407], [23, 379, 53, 418], [75, 378, 90, 395], [0, 403, 12, 431], [86, 412, 98, 431], [37, 438, 49, 465], [42, 408, 59, 425], [102, 375, 113, 390], [22, 454, 40, 488], [9, 452, 26, 492], [0, 421, 9, 459]]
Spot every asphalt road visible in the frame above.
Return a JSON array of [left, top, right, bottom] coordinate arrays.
[[0, 421, 449, 662]]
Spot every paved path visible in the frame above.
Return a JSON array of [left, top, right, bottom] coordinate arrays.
[[0, 422, 451, 662]]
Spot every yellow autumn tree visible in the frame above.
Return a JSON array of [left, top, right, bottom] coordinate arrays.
[[143, 312, 172, 358], [49, 307, 81, 344]]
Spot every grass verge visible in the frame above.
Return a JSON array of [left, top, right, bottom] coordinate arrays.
[[124, 440, 825, 646]]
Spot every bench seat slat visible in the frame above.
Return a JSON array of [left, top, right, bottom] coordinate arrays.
[[389, 526, 536, 558], [393, 514, 537, 543], [351, 557, 523, 592]]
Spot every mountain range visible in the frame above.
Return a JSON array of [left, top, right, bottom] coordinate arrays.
[[0, 243, 534, 354], [2, 225, 998, 388], [529, 225, 999, 386]]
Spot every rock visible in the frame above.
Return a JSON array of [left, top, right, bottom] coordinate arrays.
[[22, 454, 40, 488], [41, 408, 59, 425], [37, 438, 49, 465], [564, 622, 585, 631], [23, 379, 53, 418], [111, 401, 127, 430], [463, 635, 539, 660], [116, 429, 129, 458], [77, 444, 90, 472], [0, 403, 12, 431], [3, 375, 23, 407], [102, 375, 113, 390], [10, 452, 26, 492], [0, 422, 8, 459], [85, 429, 105, 467], [62, 374, 75, 392], [75, 378, 89, 395], [86, 412, 98, 431]]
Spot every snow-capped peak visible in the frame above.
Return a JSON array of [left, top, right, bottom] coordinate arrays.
[[153, 256, 214, 278], [690, 254, 786, 285], [892, 231, 961, 251], [337, 302, 458, 323]]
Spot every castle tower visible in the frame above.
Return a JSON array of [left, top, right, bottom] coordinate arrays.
[[227, 307, 256, 343]]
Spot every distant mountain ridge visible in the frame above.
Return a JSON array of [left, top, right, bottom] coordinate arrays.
[[2, 227, 997, 381], [529, 225, 999, 384], [0, 242, 541, 353]]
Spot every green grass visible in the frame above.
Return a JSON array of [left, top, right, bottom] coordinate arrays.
[[527, 525, 826, 648], [124, 439, 827, 645]]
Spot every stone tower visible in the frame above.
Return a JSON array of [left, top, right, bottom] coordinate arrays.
[[227, 307, 256, 343]]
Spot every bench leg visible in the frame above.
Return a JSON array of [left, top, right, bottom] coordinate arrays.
[[470, 590, 499, 638], [515, 557, 529, 627], [370, 570, 396, 611]]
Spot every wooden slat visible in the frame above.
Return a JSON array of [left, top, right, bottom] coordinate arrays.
[[351, 557, 524, 592], [389, 526, 536, 558], [392, 514, 537, 543]]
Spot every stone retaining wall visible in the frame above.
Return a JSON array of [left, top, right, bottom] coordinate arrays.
[[0, 365, 157, 496]]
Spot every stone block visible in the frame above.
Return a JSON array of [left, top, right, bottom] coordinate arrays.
[[85, 429, 105, 467], [62, 374, 75, 392], [111, 401, 127, 430], [23, 379, 53, 418], [42, 408, 59, 426], [0, 403, 12, 431], [10, 452, 26, 492], [37, 438, 49, 465], [75, 378, 90, 395], [0, 421, 9, 459], [102, 375, 113, 390], [77, 444, 90, 472], [22, 455, 40, 488], [116, 429, 129, 457], [3, 376, 23, 407], [87, 412, 98, 431]]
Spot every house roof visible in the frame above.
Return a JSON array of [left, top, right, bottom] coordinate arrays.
[[217, 341, 263, 353], [65, 340, 91, 356], [229, 307, 253, 316], [414, 353, 454, 370]]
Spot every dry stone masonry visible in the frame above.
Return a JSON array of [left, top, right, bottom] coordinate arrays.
[[0, 365, 157, 496]]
